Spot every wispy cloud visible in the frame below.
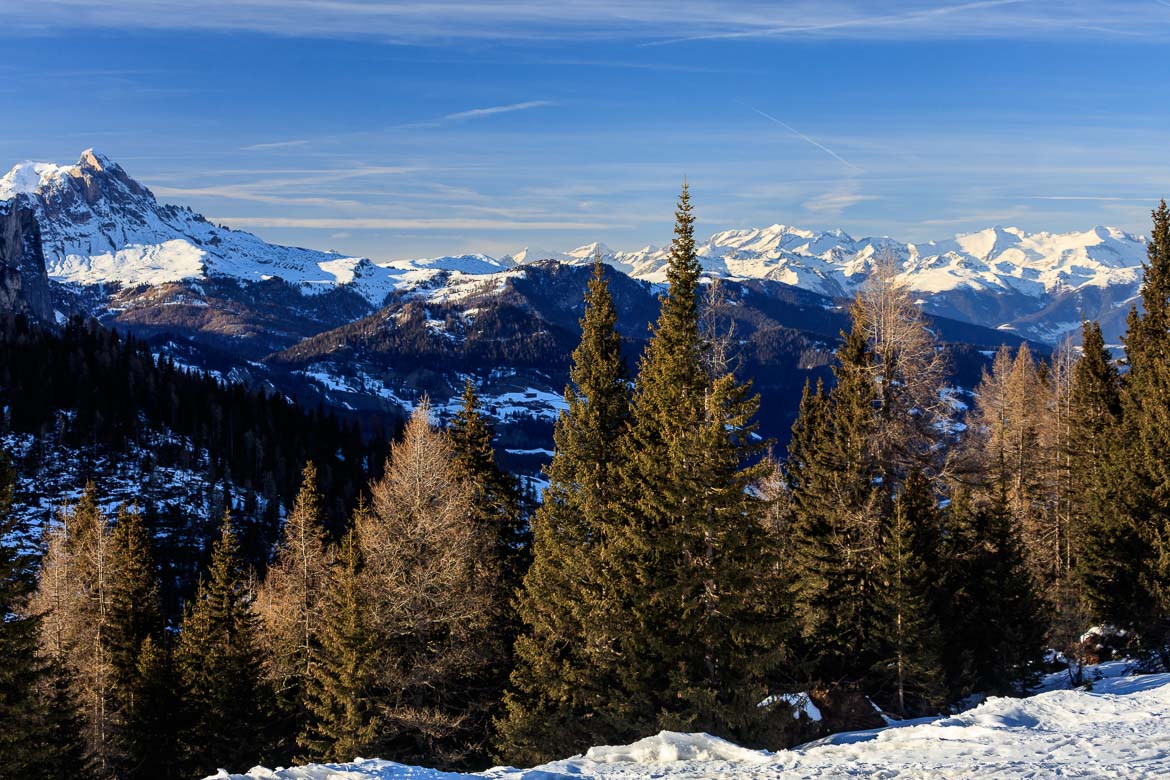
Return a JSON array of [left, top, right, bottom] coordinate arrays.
[[918, 209, 1031, 226], [644, 0, 1029, 46], [7, 1, 1170, 42], [240, 139, 310, 151], [151, 164, 423, 206], [443, 100, 554, 122], [1021, 195, 1156, 202], [803, 186, 878, 215], [210, 215, 617, 231], [391, 99, 555, 129]]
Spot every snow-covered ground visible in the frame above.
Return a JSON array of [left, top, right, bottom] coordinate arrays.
[[208, 669, 1170, 780]]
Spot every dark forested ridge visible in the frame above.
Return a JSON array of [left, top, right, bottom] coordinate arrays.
[[0, 314, 391, 602], [264, 259, 1037, 461]]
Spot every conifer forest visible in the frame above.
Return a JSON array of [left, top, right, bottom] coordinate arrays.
[[5, 186, 1170, 778]]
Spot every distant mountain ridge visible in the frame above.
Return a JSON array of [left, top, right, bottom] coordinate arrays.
[[0, 151, 1149, 343]]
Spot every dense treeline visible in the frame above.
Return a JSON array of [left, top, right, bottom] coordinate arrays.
[[3, 190, 1170, 778], [2, 380, 528, 778], [0, 314, 389, 599], [0, 314, 382, 516]]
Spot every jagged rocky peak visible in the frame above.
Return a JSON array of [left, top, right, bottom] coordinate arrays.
[[0, 148, 149, 206], [78, 147, 107, 170], [0, 199, 53, 323]]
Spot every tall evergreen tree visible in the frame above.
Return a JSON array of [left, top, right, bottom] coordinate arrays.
[[497, 256, 632, 764], [449, 379, 530, 580], [937, 489, 1045, 697], [605, 184, 789, 746], [0, 450, 50, 778], [1109, 200, 1170, 660], [868, 472, 944, 717], [35, 660, 96, 780], [300, 529, 379, 763], [107, 505, 161, 693], [255, 461, 332, 760], [176, 512, 269, 776], [785, 303, 881, 684], [120, 635, 181, 780], [1070, 321, 1128, 623], [106, 504, 164, 777], [447, 382, 530, 760]]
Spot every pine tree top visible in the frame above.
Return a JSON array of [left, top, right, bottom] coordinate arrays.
[[564, 255, 628, 424], [449, 379, 497, 477], [659, 182, 702, 344], [195, 511, 254, 633], [1126, 200, 1170, 371]]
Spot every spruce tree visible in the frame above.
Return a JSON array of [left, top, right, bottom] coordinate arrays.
[[938, 489, 1044, 697], [449, 379, 531, 580], [1070, 321, 1129, 622], [300, 529, 379, 763], [497, 256, 632, 764], [869, 472, 944, 717], [447, 381, 530, 759], [605, 184, 789, 746], [255, 461, 331, 761], [1110, 200, 1170, 659], [785, 302, 881, 684], [107, 505, 161, 693], [0, 450, 48, 778], [663, 369, 786, 741], [120, 636, 181, 780], [36, 660, 95, 780], [106, 504, 164, 778], [176, 512, 269, 776]]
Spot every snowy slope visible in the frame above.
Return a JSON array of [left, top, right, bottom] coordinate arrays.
[[0, 150, 421, 304], [208, 672, 1170, 779]]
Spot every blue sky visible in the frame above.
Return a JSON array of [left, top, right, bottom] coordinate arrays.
[[2, 1, 1170, 260]]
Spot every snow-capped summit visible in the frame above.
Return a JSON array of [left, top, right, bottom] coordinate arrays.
[[563, 241, 616, 262], [0, 150, 410, 301], [502, 246, 568, 265]]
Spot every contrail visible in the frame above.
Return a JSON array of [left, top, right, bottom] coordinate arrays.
[[741, 102, 859, 170]]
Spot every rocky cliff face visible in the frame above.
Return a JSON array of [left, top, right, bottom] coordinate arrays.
[[0, 197, 52, 322]]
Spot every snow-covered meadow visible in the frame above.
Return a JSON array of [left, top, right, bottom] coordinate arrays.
[[208, 669, 1170, 780]]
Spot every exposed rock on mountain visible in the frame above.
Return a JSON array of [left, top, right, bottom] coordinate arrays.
[[0, 197, 52, 322]]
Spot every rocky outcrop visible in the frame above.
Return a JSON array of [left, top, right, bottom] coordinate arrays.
[[0, 197, 52, 322]]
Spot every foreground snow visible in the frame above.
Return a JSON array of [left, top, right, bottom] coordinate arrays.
[[209, 671, 1170, 780]]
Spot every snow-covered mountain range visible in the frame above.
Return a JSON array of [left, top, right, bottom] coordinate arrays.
[[510, 223, 1144, 303], [0, 150, 1148, 343]]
